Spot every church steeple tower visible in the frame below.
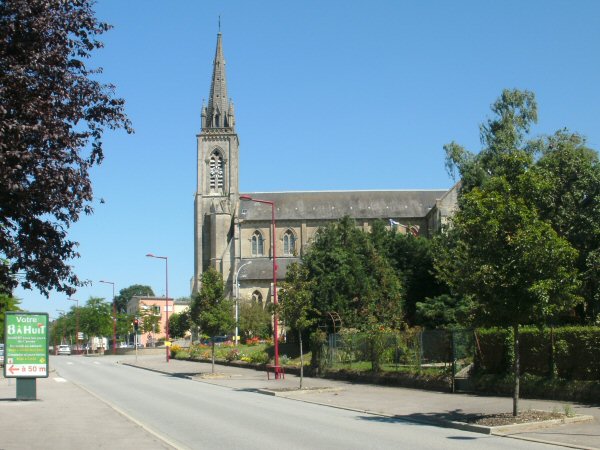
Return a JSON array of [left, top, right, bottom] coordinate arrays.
[[194, 31, 240, 294], [203, 32, 235, 129]]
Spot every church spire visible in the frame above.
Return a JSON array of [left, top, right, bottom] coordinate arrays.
[[205, 32, 233, 129]]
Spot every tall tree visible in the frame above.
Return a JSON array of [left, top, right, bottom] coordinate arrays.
[[370, 220, 449, 325], [437, 90, 582, 416], [301, 217, 404, 331], [279, 263, 317, 388], [79, 297, 112, 348], [190, 268, 234, 372], [113, 284, 154, 314], [168, 310, 191, 340], [239, 302, 272, 341], [530, 131, 600, 322], [0, 0, 132, 296]]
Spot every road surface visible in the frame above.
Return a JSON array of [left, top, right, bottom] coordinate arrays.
[[51, 355, 556, 450]]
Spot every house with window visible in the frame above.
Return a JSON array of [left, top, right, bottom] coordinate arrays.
[[193, 33, 458, 306], [126, 296, 190, 347]]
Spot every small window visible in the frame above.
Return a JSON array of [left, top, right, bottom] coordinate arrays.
[[251, 231, 264, 256], [252, 290, 263, 305], [283, 229, 296, 256]]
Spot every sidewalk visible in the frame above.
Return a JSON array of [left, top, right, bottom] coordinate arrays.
[[0, 366, 173, 450], [127, 355, 600, 450]]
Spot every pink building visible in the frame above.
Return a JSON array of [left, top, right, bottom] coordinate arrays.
[[126, 296, 190, 347]]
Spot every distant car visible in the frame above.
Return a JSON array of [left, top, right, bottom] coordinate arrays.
[[119, 342, 128, 348], [57, 345, 71, 355], [0, 343, 4, 366]]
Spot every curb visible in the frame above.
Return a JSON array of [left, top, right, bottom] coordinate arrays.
[[257, 387, 343, 396]]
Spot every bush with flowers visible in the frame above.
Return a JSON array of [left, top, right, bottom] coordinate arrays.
[[170, 344, 182, 358], [225, 348, 242, 361]]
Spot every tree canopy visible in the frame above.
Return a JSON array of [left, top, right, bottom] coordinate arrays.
[[190, 268, 234, 338], [0, 0, 132, 296], [113, 284, 154, 314], [437, 88, 587, 415], [300, 217, 404, 331]]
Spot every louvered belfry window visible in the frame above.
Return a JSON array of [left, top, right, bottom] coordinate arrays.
[[209, 150, 224, 191]]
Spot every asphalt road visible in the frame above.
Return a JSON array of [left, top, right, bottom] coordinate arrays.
[[51, 355, 557, 450]]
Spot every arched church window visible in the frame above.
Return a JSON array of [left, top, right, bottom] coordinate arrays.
[[283, 229, 296, 256], [209, 150, 224, 192], [252, 290, 263, 305], [251, 231, 264, 256]]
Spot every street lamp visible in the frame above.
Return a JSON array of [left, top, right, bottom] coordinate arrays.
[[146, 253, 170, 363], [67, 298, 80, 353], [99, 280, 116, 355], [240, 195, 281, 378], [234, 261, 252, 347]]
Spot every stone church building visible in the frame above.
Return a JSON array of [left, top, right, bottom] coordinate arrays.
[[193, 33, 458, 303]]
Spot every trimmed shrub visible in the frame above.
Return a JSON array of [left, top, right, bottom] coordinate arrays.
[[474, 326, 600, 380]]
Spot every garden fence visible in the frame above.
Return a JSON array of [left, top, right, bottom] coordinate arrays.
[[325, 329, 475, 386]]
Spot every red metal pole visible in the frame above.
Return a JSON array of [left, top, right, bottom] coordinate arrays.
[[112, 291, 116, 355], [239, 195, 280, 379], [271, 201, 279, 376]]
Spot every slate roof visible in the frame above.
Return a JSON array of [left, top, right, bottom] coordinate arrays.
[[239, 190, 448, 221], [238, 257, 298, 281]]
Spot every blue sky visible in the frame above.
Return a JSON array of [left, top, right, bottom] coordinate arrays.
[[15, 0, 600, 316]]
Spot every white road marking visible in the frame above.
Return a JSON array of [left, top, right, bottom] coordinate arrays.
[[54, 377, 67, 383]]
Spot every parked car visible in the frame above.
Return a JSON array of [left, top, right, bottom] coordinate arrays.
[[119, 342, 128, 348], [57, 345, 71, 355], [0, 343, 4, 366]]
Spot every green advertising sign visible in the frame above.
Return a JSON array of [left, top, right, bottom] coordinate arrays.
[[3, 312, 49, 378]]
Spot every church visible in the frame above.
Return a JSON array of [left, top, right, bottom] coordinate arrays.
[[193, 33, 458, 304]]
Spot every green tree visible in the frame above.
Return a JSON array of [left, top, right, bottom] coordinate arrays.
[[437, 89, 582, 416], [0, 293, 20, 340], [530, 131, 600, 322], [169, 310, 191, 340], [415, 294, 474, 329], [79, 297, 112, 350], [436, 178, 580, 415], [116, 312, 134, 343], [370, 220, 449, 325], [279, 263, 317, 388], [239, 302, 272, 341], [301, 217, 404, 331], [444, 89, 538, 192], [140, 306, 161, 346], [190, 268, 234, 372], [113, 284, 154, 314], [0, 0, 132, 295]]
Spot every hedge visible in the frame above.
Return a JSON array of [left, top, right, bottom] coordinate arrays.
[[474, 326, 600, 380]]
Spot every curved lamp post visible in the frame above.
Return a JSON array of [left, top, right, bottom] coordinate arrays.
[[146, 253, 170, 363], [99, 280, 116, 355], [239, 195, 280, 378]]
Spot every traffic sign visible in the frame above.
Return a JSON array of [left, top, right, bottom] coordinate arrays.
[[3, 312, 49, 379]]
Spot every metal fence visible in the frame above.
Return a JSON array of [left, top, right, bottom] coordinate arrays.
[[325, 329, 475, 379]]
